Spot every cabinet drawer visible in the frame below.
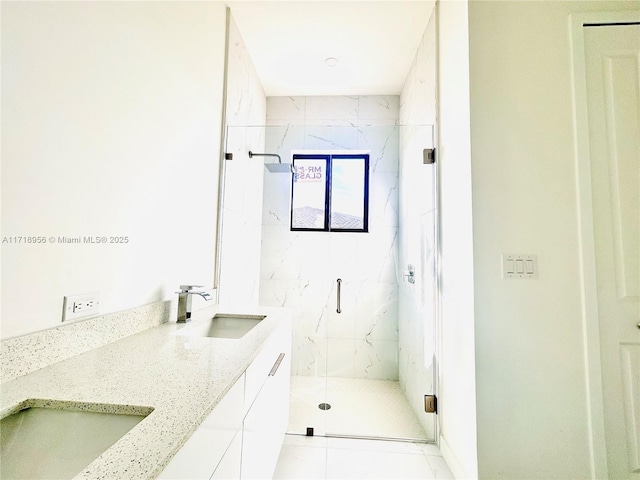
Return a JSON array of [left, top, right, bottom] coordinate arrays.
[[244, 322, 290, 414], [158, 374, 244, 479], [211, 429, 242, 479], [241, 339, 291, 479]]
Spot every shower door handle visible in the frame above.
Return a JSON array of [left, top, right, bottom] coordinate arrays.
[[336, 278, 342, 314]]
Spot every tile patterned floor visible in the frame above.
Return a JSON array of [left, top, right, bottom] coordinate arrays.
[[288, 376, 430, 440], [273, 435, 454, 479]]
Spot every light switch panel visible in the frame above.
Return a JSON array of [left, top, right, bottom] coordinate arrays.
[[502, 254, 538, 279]]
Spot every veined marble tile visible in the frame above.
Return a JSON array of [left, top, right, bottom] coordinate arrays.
[[354, 339, 399, 380], [399, 58, 417, 126], [329, 125, 360, 148], [260, 225, 303, 280], [226, 16, 266, 127], [413, 22, 437, 126], [223, 127, 249, 215], [218, 218, 261, 305], [220, 124, 264, 305], [262, 173, 292, 226], [355, 281, 399, 342], [305, 96, 358, 124], [293, 335, 327, 377], [267, 96, 305, 124], [246, 125, 267, 168], [304, 126, 357, 150], [358, 96, 400, 124], [357, 125, 399, 173], [261, 95, 403, 383], [369, 171, 400, 227], [288, 279, 331, 339], [415, 168, 436, 217], [355, 227, 399, 283], [295, 233, 332, 281], [327, 233, 358, 279], [259, 278, 288, 307], [265, 124, 306, 161], [326, 338, 356, 378]]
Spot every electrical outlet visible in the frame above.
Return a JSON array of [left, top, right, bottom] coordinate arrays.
[[62, 292, 100, 322]]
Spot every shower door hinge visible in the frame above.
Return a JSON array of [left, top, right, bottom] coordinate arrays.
[[423, 148, 436, 164], [225, 152, 233, 160], [424, 395, 437, 414]]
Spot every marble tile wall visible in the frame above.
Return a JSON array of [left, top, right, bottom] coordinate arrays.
[[218, 14, 267, 305], [398, 10, 438, 439], [259, 96, 400, 380]]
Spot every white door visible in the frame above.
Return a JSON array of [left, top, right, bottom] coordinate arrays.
[[584, 23, 640, 480]]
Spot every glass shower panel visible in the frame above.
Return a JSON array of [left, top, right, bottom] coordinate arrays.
[[398, 124, 438, 442], [218, 125, 266, 306], [221, 124, 437, 442]]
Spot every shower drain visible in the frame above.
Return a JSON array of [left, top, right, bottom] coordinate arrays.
[[318, 403, 331, 410]]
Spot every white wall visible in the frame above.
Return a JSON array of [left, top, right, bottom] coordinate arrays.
[[398, 5, 438, 440], [218, 13, 267, 305], [260, 96, 400, 380], [466, 1, 639, 479], [436, 1, 479, 478], [1, 2, 227, 339]]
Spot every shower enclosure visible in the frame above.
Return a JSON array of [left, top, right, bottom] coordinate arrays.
[[218, 108, 438, 443]]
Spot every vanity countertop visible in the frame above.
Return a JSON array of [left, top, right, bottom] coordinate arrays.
[[0, 305, 291, 479]]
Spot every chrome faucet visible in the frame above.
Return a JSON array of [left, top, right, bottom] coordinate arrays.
[[176, 285, 213, 323]]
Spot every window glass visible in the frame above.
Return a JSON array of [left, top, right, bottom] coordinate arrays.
[[291, 153, 368, 232], [291, 156, 328, 230], [330, 157, 367, 231]]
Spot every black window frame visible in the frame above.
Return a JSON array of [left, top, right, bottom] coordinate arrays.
[[290, 153, 370, 233]]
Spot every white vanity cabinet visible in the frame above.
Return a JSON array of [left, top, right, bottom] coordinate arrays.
[[157, 375, 245, 480], [157, 317, 291, 480], [240, 323, 291, 479], [210, 429, 242, 479]]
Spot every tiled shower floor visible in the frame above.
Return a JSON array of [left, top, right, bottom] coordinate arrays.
[[287, 376, 429, 440]]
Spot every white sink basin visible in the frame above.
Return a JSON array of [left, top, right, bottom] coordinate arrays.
[[178, 313, 266, 339], [0, 400, 151, 479]]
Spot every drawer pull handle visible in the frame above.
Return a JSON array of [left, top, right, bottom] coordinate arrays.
[[269, 353, 286, 376]]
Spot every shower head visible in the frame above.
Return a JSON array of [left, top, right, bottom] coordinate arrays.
[[248, 151, 293, 173], [265, 162, 293, 173]]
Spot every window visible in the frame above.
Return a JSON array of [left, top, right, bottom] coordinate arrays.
[[291, 153, 369, 232]]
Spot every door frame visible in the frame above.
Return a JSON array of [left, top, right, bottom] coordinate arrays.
[[569, 10, 640, 480]]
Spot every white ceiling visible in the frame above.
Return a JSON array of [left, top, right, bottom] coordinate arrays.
[[227, 1, 435, 97]]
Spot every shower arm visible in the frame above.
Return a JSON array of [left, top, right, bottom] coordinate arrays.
[[248, 151, 282, 164]]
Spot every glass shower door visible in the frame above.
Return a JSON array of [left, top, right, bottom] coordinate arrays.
[[223, 122, 437, 442]]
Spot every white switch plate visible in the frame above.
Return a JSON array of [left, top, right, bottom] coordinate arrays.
[[62, 292, 100, 322], [502, 254, 538, 279]]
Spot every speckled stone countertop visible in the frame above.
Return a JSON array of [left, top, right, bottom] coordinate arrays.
[[0, 305, 291, 479]]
